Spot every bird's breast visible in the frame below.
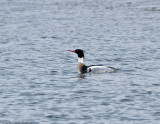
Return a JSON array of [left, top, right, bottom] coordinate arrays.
[[77, 63, 87, 74]]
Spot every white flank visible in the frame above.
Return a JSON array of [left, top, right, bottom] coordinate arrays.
[[88, 66, 116, 73]]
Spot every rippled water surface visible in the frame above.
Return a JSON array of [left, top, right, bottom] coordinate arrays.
[[0, 0, 160, 123]]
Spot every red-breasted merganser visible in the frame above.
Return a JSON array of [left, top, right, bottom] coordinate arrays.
[[68, 49, 118, 74]]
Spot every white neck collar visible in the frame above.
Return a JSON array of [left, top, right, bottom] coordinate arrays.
[[78, 57, 84, 63]]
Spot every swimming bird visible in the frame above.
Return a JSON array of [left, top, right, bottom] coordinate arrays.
[[67, 49, 118, 74]]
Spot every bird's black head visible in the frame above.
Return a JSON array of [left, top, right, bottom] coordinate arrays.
[[68, 49, 84, 58], [75, 49, 84, 58]]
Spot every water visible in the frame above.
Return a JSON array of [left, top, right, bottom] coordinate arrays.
[[0, 0, 160, 123]]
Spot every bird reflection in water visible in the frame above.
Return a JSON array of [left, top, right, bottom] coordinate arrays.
[[78, 74, 85, 79]]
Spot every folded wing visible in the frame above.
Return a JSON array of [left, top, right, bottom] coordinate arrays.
[[87, 65, 118, 73]]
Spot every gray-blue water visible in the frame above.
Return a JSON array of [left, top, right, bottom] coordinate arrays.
[[0, 0, 160, 124]]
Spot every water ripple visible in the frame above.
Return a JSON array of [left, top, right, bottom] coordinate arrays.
[[0, 0, 160, 123]]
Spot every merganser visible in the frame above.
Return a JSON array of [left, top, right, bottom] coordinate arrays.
[[68, 49, 118, 74]]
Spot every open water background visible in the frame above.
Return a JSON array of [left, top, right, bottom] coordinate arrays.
[[0, 0, 160, 124]]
